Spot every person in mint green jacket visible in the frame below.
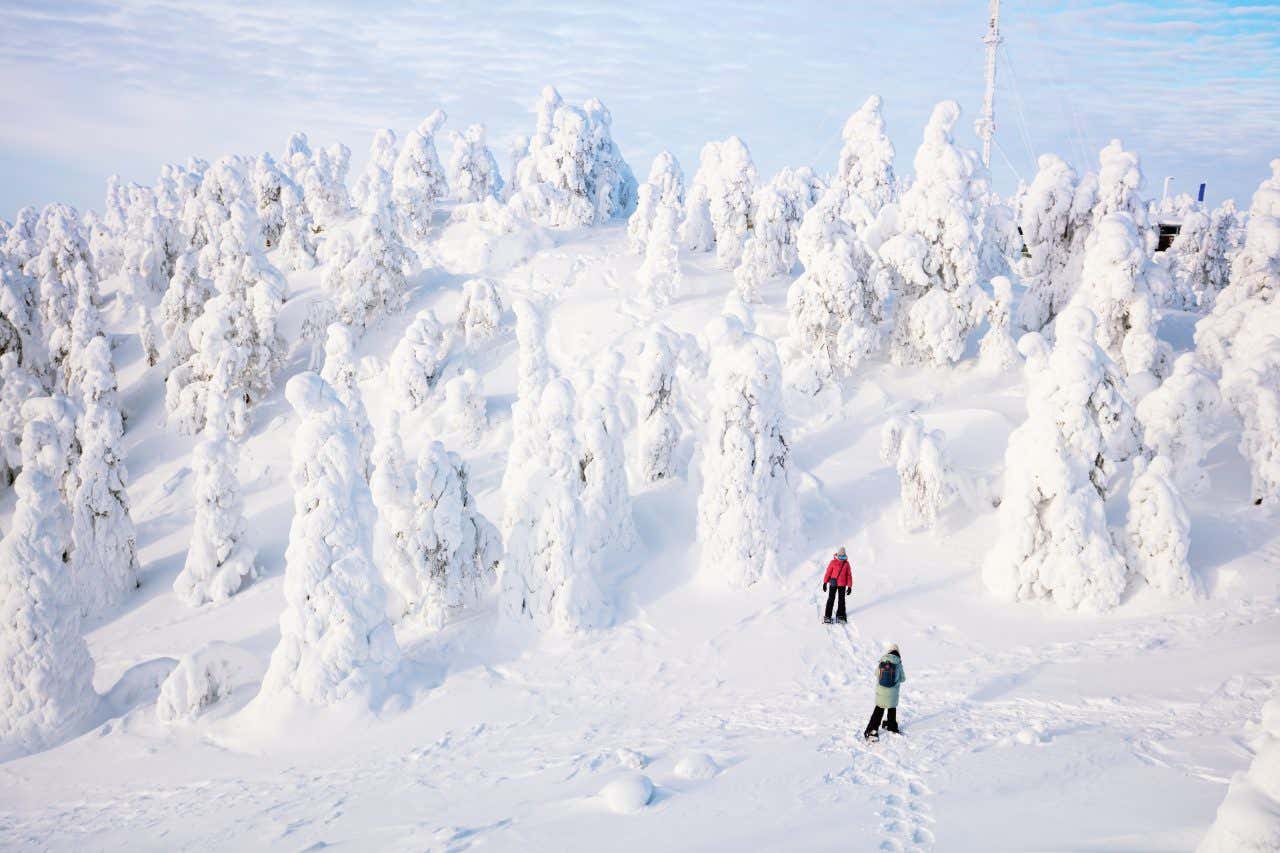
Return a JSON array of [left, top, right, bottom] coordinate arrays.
[[864, 644, 904, 740]]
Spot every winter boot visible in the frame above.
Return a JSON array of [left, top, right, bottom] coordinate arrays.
[[823, 616, 833, 624]]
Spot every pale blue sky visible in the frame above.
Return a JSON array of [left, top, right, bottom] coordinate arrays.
[[1, 0, 1276, 216]]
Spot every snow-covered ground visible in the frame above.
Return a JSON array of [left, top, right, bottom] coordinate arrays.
[[1, 202, 1277, 851]]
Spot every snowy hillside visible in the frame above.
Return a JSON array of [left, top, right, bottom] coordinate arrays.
[[0, 84, 1279, 852]]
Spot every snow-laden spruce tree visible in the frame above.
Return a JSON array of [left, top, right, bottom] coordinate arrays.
[[166, 199, 286, 439], [578, 354, 636, 556], [402, 442, 501, 627], [282, 131, 313, 185], [0, 250, 43, 374], [1124, 455, 1196, 599], [118, 184, 175, 306], [5, 206, 42, 269], [1135, 353, 1221, 494], [455, 277, 504, 346], [634, 325, 683, 482], [89, 175, 128, 279], [500, 298, 553, 531], [172, 371, 258, 607], [679, 182, 716, 253], [320, 324, 374, 478], [0, 353, 43, 484], [389, 308, 448, 410], [637, 195, 682, 310], [880, 414, 956, 532], [979, 275, 1020, 374], [253, 154, 315, 270], [508, 86, 636, 227], [982, 308, 1141, 611], [25, 204, 93, 385], [441, 369, 487, 445], [302, 142, 353, 230], [502, 376, 612, 630], [65, 266, 106, 400], [685, 137, 758, 269], [833, 94, 897, 215], [448, 123, 503, 204], [0, 459, 97, 760], [70, 336, 139, 616], [321, 168, 416, 336], [1071, 212, 1170, 389], [628, 151, 686, 254], [880, 101, 988, 366], [260, 373, 400, 705], [1014, 154, 1096, 333], [21, 395, 78, 507], [157, 251, 213, 368], [394, 110, 450, 241], [734, 166, 822, 302], [697, 315, 797, 585], [368, 411, 418, 620], [1196, 159, 1280, 371], [1092, 139, 1151, 248], [352, 128, 399, 215]]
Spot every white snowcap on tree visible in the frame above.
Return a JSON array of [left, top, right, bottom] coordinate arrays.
[[982, 307, 1140, 611], [394, 110, 450, 241], [1124, 455, 1196, 599], [734, 166, 822, 302], [834, 94, 896, 214], [352, 129, 399, 215], [260, 373, 400, 706], [389, 308, 448, 411], [1015, 153, 1097, 333], [628, 151, 686, 255], [448, 123, 504, 204], [1135, 353, 1221, 494], [697, 315, 798, 586], [687, 137, 758, 270]]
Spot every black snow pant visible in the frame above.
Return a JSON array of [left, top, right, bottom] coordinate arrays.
[[865, 705, 898, 737], [824, 585, 848, 621]]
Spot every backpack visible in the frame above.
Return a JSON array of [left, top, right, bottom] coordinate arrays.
[[877, 659, 897, 688]]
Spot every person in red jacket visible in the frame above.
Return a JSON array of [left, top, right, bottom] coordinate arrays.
[[822, 547, 853, 624]]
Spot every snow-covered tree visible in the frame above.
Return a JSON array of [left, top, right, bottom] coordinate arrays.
[[679, 182, 716, 252], [260, 373, 399, 705], [70, 337, 139, 616], [254, 154, 315, 270], [302, 142, 353, 230], [88, 175, 128, 279], [979, 275, 1020, 374], [369, 411, 417, 621], [1014, 154, 1096, 333], [1071, 212, 1170, 388], [1124, 455, 1195, 599], [0, 353, 43, 484], [1092, 139, 1151, 249], [158, 251, 214, 368], [685, 137, 758, 269], [637, 198, 682, 310], [734, 166, 822, 301], [166, 198, 286, 439], [508, 87, 636, 227], [440, 369, 486, 445], [0, 459, 97, 759], [578, 355, 636, 556], [628, 151, 685, 254], [880, 414, 956, 532], [696, 316, 797, 585], [320, 324, 374, 478], [321, 173, 416, 335], [1135, 353, 1221, 494], [455, 277, 504, 346], [833, 94, 897, 214], [172, 377, 258, 607], [118, 184, 176, 304], [282, 131, 313, 185], [389, 309, 448, 410], [394, 110, 450, 241], [1195, 160, 1280, 371], [634, 325, 682, 482], [0, 250, 43, 374], [501, 376, 611, 630], [448, 123, 503, 203], [402, 441, 501, 627], [500, 298, 553, 530], [4, 206, 42, 269], [25, 204, 92, 385], [880, 101, 988, 366], [982, 307, 1141, 611], [352, 129, 399, 215]]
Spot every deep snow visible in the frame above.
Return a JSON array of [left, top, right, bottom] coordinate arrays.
[[0, 212, 1278, 853]]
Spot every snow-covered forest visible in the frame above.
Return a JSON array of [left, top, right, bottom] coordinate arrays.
[[0, 73, 1278, 850]]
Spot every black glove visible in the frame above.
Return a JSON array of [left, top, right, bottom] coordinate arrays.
[[846, 587, 852, 595], [822, 584, 827, 593]]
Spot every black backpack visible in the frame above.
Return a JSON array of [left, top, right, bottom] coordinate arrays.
[[877, 659, 897, 688]]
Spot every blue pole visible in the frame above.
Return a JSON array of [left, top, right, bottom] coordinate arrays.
[[1198, 182, 1207, 203]]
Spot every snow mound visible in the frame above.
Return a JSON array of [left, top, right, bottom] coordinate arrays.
[[1198, 694, 1280, 852], [156, 642, 264, 723], [615, 748, 648, 769], [674, 752, 719, 780], [600, 773, 654, 814]]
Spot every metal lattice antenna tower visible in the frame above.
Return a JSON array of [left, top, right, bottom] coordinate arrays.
[[978, 0, 1002, 169]]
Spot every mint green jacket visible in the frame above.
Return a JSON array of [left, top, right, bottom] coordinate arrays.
[[875, 652, 905, 708]]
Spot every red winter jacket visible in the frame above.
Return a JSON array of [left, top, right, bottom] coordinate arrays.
[[823, 557, 852, 588]]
